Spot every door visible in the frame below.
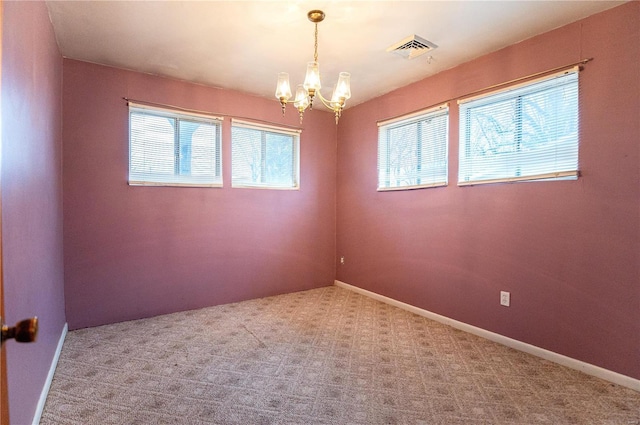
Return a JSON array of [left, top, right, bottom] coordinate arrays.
[[1, 0, 8, 422], [0, 2, 43, 419], [0, 4, 38, 421]]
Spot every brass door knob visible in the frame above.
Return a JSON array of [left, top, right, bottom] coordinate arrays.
[[1, 317, 38, 345]]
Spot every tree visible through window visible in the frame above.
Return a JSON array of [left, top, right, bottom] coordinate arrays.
[[459, 69, 579, 185], [378, 106, 449, 190], [231, 120, 300, 189], [129, 104, 222, 187]]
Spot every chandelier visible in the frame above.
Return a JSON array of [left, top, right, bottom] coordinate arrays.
[[275, 10, 351, 124]]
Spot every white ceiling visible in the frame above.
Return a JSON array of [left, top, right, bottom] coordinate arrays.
[[45, 1, 623, 108]]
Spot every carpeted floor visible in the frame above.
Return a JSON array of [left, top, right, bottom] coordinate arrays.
[[41, 286, 640, 424]]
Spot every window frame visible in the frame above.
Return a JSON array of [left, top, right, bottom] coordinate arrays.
[[231, 119, 301, 190], [377, 104, 449, 191], [128, 103, 223, 187], [457, 67, 580, 186]]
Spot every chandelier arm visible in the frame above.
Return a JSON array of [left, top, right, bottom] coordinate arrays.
[[281, 98, 301, 105], [315, 91, 335, 110], [318, 91, 346, 113], [280, 90, 341, 109]]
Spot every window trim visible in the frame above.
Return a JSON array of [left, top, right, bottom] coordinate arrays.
[[457, 67, 580, 186], [128, 102, 224, 188], [231, 119, 301, 190], [377, 103, 449, 191]]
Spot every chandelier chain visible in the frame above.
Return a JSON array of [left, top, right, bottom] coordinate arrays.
[[314, 22, 319, 63]]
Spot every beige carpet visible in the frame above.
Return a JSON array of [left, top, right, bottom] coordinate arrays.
[[41, 286, 639, 424]]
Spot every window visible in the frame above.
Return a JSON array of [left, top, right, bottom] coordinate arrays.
[[231, 119, 300, 189], [378, 105, 449, 190], [458, 68, 579, 185], [129, 103, 222, 187]]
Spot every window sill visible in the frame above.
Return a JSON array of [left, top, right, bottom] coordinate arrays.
[[128, 181, 223, 188]]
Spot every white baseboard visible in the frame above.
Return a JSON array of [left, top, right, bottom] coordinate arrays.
[[32, 322, 67, 425], [334, 280, 640, 392]]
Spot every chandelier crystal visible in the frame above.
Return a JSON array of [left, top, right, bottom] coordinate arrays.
[[275, 10, 351, 124]]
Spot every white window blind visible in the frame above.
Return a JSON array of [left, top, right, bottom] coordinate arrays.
[[458, 68, 579, 185], [378, 105, 449, 191], [129, 104, 223, 187], [231, 119, 300, 189]]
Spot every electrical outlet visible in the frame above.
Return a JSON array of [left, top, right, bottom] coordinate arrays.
[[500, 291, 510, 307], [340, 256, 345, 265]]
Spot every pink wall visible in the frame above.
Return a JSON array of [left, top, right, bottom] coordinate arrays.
[[336, 2, 639, 379], [62, 60, 337, 330], [2, 2, 66, 424]]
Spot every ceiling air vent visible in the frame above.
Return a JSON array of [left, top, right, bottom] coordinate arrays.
[[387, 34, 437, 59]]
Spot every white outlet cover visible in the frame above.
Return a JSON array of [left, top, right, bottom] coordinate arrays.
[[500, 291, 510, 307]]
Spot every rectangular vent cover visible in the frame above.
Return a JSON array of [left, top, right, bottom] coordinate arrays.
[[387, 34, 438, 59]]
